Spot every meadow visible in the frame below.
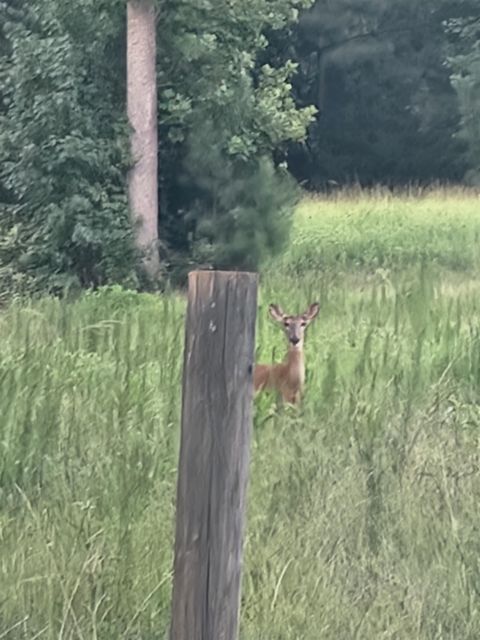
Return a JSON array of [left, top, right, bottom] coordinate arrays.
[[2, 189, 480, 638]]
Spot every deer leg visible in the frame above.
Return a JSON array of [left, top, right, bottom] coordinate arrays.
[[286, 389, 303, 405], [281, 389, 297, 405]]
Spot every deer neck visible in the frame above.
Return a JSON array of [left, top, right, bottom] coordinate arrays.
[[285, 344, 305, 384]]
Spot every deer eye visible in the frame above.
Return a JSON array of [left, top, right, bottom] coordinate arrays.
[[301, 321, 307, 327], [283, 320, 290, 327]]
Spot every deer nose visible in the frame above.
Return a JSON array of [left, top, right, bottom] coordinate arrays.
[[290, 336, 300, 345]]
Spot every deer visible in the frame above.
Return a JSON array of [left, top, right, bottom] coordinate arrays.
[[253, 302, 320, 404]]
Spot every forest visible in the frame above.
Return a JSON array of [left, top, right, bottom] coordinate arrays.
[[0, 0, 479, 292]]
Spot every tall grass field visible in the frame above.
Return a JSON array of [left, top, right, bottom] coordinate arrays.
[[2, 190, 480, 638]]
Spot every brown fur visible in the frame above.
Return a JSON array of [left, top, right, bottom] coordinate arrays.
[[254, 303, 319, 404]]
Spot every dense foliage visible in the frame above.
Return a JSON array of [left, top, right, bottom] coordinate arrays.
[[0, 0, 315, 293], [447, 4, 480, 184], [156, 0, 316, 275], [0, 1, 136, 296], [282, 0, 471, 187]]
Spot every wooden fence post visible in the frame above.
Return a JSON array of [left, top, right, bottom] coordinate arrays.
[[170, 270, 258, 640]]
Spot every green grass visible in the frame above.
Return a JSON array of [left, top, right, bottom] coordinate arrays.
[[3, 191, 480, 638], [281, 189, 480, 274]]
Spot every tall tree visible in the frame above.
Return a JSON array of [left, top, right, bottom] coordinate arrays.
[[281, 0, 467, 187], [156, 0, 316, 276], [447, 5, 480, 184], [127, 0, 160, 278]]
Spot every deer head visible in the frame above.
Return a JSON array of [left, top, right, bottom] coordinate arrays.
[[268, 302, 320, 349]]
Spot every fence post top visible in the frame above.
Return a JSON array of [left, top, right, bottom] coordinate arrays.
[[188, 269, 258, 278]]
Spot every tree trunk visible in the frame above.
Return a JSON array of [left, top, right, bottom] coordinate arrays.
[[127, 0, 160, 278]]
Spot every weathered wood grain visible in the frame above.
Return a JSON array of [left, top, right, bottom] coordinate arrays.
[[170, 270, 258, 640]]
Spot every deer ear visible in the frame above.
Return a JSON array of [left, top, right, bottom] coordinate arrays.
[[305, 302, 320, 321], [269, 304, 285, 322]]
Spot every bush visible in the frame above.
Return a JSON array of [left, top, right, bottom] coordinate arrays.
[[176, 123, 299, 274], [0, 2, 137, 297]]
